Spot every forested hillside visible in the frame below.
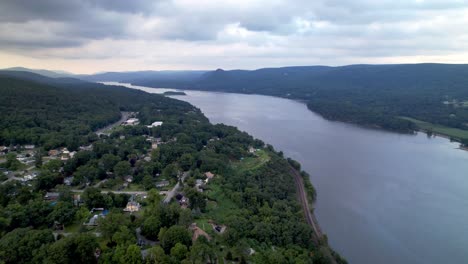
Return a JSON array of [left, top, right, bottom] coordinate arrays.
[[113, 64, 468, 142], [0, 72, 343, 263], [0, 72, 199, 150]]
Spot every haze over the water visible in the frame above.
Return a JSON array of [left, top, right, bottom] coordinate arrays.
[[0, 0, 468, 73]]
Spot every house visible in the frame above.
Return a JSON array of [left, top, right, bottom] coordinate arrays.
[[195, 179, 204, 192], [248, 147, 256, 153], [61, 148, 71, 161], [151, 142, 158, 149], [79, 145, 93, 151], [179, 196, 189, 208], [155, 180, 170, 188], [143, 156, 151, 162], [24, 145, 35, 150], [122, 118, 139, 126], [64, 176, 74, 186], [24, 172, 38, 181], [44, 192, 60, 201], [48, 149, 59, 157], [204, 172, 215, 183], [124, 175, 133, 183], [123, 201, 141, 213], [73, 194, 82, 206], [147, 121, 163, 128]]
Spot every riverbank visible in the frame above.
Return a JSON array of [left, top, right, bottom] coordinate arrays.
[[117, 81, 468, 264]]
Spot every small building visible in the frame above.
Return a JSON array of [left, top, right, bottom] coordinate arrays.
[[123, 201, 141, 213], [155, 180, 170, 188], [151, 142, 158, 149], [79, 145, 93, 151], [73, 194, 82, 206], [48, 149, 59, 157], [147, 121, 163, 128], [44, 192, 60, 201], [204, 172, 215, 184], [124, 175, 133, 183], [24, 145, 35, 150], [64, 176, 74, 186], [179, 196, 189, 209], [123, 118, 139, 126], [195, 179, 204, 192], [248, 147, 256, 153]]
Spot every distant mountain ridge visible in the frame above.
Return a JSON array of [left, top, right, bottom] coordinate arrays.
[[4, 64, 468, 142], [85, 63, 468, 141], [1, 67, 74, 78]]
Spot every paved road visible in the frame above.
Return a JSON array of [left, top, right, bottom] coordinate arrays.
[[95, 111, 131, 136], [163, 172, 188, 204], [71, 189, 148, 195]]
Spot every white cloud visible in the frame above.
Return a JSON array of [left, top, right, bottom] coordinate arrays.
[[0, 0, 467, 73]]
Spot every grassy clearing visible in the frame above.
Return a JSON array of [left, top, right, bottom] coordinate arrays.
[[232, 149, 270, 173], [205, 183, 238, 223], [401, 117, 468, 140]]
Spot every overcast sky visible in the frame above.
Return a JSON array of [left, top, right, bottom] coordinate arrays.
[[0, 0, 467, 74]]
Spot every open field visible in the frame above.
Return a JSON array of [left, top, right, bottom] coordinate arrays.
[[400, 117, 468, 140]]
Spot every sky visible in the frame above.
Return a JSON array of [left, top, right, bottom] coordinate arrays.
[[0, 0, 467, 74]]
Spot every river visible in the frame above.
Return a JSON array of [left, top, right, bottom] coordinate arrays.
[[107, 82, 468, 264]]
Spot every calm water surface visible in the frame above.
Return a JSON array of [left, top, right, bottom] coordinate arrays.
[[110, 82, 468, 264]]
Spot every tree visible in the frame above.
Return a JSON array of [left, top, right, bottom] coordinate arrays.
[[146, 188, 162, 205], [159, 225, 191, 252], [179, 153, 194, 171], [112, 226, 136, 246], [42, 159, 63, 172], [100, 154, 120, 172], [162, 163, 179, 180], [141, 215, 162, 240], [48, 201, 76, 225], [145, 245, 168, 264], [112, 244, 142, 264], [190, 238, 216, 264], [41, 233, 99, 264], [75, 206, 91, 224], [74, 164, 100, 184], [4, 153, 22, 170], [35, 171, 60, 190], [35, 151, 43, 168], [82, 187, 105, 209], [98, 211, 131, 242], [0, 227, 54, 263], [170, 243, 188, 261], [114, 161, 131, 178], [142, 174, 154, 190]]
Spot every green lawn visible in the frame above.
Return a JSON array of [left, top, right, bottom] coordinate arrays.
[[232, 149, 270, 173], [401, 117, 468, 140]]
